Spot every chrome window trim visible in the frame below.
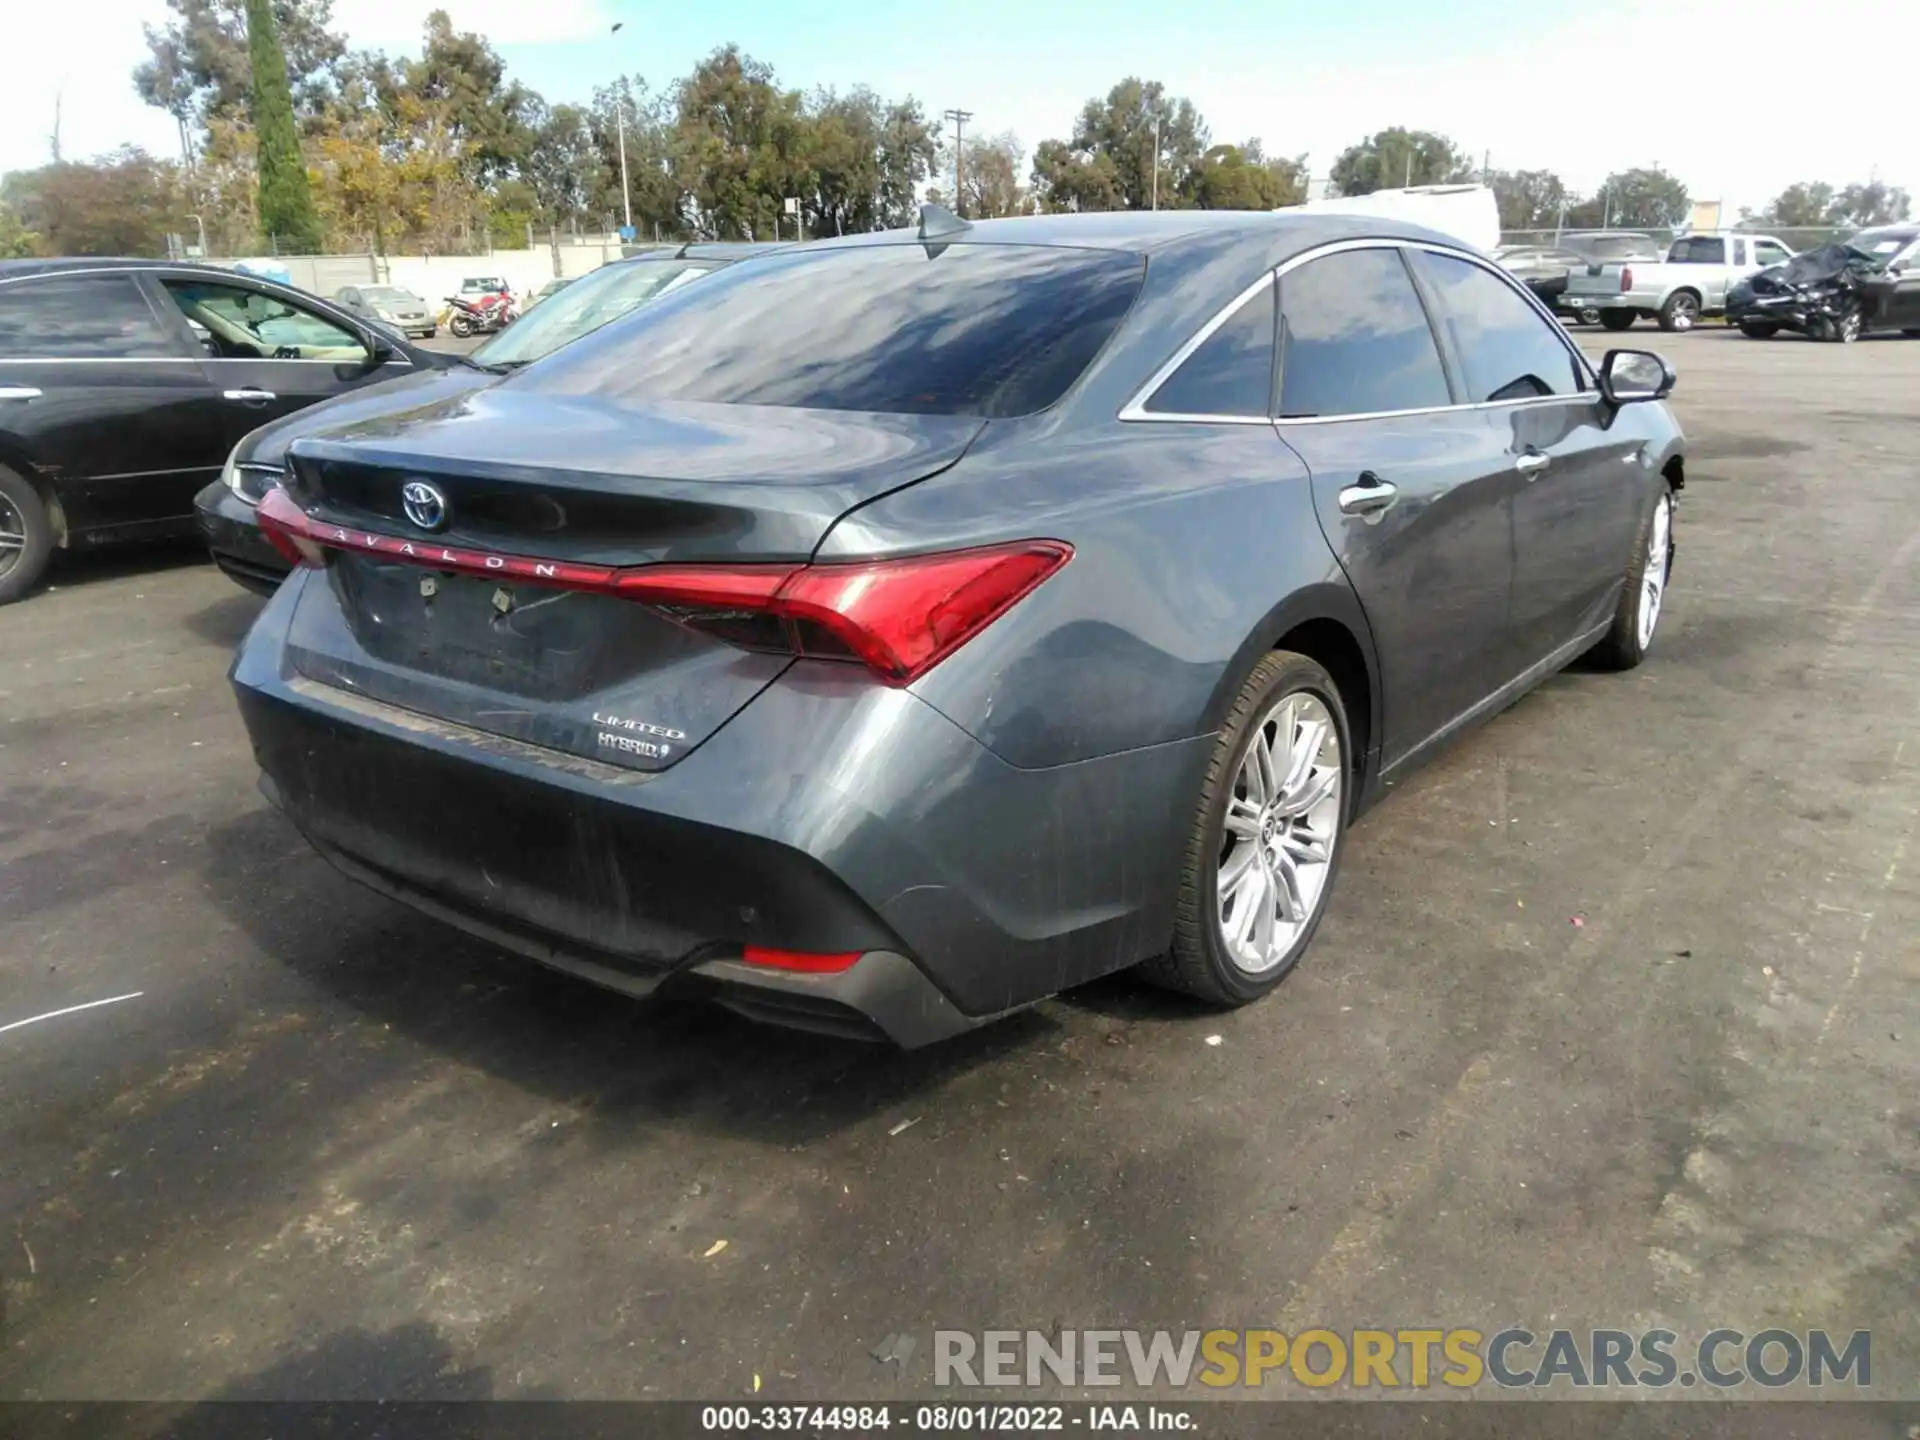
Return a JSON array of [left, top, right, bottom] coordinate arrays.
[[1118, 272, 1276, 424], [1273, 236, 1598, 426], [1118, 234, 1603, 429]]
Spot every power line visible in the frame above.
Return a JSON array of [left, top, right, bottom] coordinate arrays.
[[943, 108, 973, 217]]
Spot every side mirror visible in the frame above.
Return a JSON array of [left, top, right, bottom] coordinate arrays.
[[1597, 349, 1675, 405], [360, 326, 398, 367]]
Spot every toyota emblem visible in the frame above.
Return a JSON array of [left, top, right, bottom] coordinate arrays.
[[401, 480, 449, 532]]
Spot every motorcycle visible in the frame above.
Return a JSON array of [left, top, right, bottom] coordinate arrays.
[[444, 291, 518, 338]]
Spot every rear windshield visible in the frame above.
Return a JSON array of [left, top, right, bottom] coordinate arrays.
[[1572, 236, 1656, 261], [517, 244, 1146, 418]]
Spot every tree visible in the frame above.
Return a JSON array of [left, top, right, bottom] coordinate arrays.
[[135, 0, 345, 141], [1828, 180, 1911, 228], [1030, 78, 1208, 212], [586, 77, 682, 237], [1590, 167, 1689, 229], [1183, 144, 1285, 210], [673, 47, 806, 240], [0, 201, 42, 258], [1, 150, 185, 256], [401, 11, 536, 188], [522, 101, 604, 230], [246, 0, 324, 249], [1759, 181, 1836, 228], [1329, 128, 1470, 196], [1490, 168, 1569, 230], [956, 131, 1025, 219]]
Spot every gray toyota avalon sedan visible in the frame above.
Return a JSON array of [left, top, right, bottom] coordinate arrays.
[[232, 208, 1685, 1046]]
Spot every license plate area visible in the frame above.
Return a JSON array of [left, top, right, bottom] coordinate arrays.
[[330, 555, 693, 701]]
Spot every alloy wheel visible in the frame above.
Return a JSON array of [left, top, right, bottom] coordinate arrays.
[[1216, 691, 1342, 974], [1668, 295, 1698, 330], [0, 492, 25, 580], [1637, 493, 1672, 650]]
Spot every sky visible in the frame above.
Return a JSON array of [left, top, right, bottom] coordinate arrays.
[[4, 0, 1913, 219]]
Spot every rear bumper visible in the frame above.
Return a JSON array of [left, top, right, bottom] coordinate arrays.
[[195, 480, 291, 596], [232, 576, 1206, 1045]]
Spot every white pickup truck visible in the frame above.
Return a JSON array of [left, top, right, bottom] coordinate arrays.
[[1562, 232, 1797, 332]]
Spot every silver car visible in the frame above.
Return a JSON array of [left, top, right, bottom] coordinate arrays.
[[334, 284, 437, 339]]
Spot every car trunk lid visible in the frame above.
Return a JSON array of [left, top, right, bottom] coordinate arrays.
[[280, 389, 984, 772]]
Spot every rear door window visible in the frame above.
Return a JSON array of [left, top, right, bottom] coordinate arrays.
[[1142, 280, 1275, 417], [1277, 248, 1452, 419], [1412, 251, 1582, 402], [1753, 240, 1791, 267], [1669, 237, 1726, 263], [0, 273, 180, 358], [521, 244, 1146, 418]]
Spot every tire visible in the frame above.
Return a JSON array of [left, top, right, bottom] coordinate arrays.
[[1588, 482, 1674, 672], [1831, 308, 1863, 344], [449, 313, 474, 339], [1903, 329, 1920, 338], [426, 327, 437, 339], [0, 465, 56, 606], [1739, 322, 1780, 339], [1599, 309, 1637, 332], [1577, 308, 1601, 327], [1657, 290, 1701, 332], [1143, 650, 1351, 1006]]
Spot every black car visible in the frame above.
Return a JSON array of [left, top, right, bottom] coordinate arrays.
[[197, 242, 787, 594], [1726, 226, 1920, 342], [0, 259, 449, 603], [1493, 244, 1596, 317]]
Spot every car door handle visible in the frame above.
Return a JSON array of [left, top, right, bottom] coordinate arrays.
[[1515, 451, 1551, 478], [0, 386, 42, 401], [1337, 474, 1399, 520], [223, 387, 277, 405]]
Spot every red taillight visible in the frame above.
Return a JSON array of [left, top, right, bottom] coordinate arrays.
[[1620, 266, 1634, 293], [741, 946, 863, 974], [256, 488, 1071, 685]]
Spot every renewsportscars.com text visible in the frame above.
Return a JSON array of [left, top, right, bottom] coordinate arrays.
[[933, 1327, 1871, 1390]]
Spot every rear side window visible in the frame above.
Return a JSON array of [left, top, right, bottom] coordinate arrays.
[[1413, 252, 1581, 402], [1669, 237, 1725, 263], [1143, 280, 1275, 417], [521, 245, 1146, 418], [1753, 241, 1790, 266], [0, 274, 178, 359], [1277, 249, 1451, 419]]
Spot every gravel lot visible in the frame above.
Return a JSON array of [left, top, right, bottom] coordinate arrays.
[[1, 329, 1915, 1404]]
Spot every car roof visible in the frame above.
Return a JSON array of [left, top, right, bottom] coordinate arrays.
[[0, 256, 284, 282], [797, 210, 1475, 268]]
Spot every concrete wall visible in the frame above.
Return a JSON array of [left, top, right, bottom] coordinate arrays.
[[217, 244, 628, 303]]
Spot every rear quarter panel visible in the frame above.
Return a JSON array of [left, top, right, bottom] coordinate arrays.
[[821, 416, 1356, 770]]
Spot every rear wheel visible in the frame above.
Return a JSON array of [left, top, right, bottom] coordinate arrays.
[[1657, 290, 1701, 332], [1589, 483, 1674, 671], [1144, 651, 1350, 1006], [1600, 309, 1637, 331], [1739, 322, 1781, 339], [0, 465, 55, 606]]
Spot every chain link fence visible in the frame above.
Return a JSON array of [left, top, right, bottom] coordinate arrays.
[[1498, 225, 1864, 254]]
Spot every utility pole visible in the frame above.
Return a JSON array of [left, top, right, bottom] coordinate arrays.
[[610, 24, 633, 232], [49, 85, 63, 164], [943, 108, 973, 216], [1151, 116, 1161, 210]]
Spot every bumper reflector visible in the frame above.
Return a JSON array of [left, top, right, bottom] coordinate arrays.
[[741, 946, 864, 974]]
